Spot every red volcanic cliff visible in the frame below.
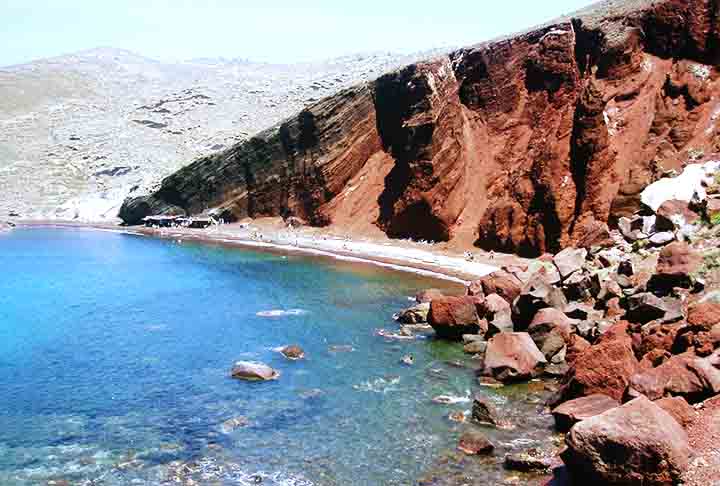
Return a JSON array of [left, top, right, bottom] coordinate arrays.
[[120, 0, 720, 256]]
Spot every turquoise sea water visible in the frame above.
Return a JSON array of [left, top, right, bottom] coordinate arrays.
[[0, 228, 555, 486]]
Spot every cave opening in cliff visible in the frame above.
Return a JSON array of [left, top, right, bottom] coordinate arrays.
[[385, 200, 450, 243]]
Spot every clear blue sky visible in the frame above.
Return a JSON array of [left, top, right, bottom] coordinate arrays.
[[2, 0, 598, 66]]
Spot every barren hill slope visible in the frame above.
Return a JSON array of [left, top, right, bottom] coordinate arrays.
[[0, 47, 440, 220]]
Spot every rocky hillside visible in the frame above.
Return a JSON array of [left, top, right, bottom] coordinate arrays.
[[0, 47, 441, 220], [122, 0, 720, 256]]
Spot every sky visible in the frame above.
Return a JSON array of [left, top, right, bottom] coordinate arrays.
[[2, 0, 599, 67]]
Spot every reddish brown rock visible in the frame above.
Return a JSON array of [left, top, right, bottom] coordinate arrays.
[[483, 332, 547, 382], [639, 348, 672, 370], [477, 270, 522, 305], [637, 322, 685, 358], [552, 393, 620, 432], [458, 431, 494, 455], [562, 396, 691, 486], [558, 332, 639, 402], [628, 353, 720, 403], [428, 296, 483, 340], [122, 0, 720, 261], [656, 396, 697, 428], [687, 302, 720, 329], [565, 334, 591, 365], [527, 308, 573, 359], [648, 242, 702, 293], [479, 293, 514, 334], [416, 289, 445, 304]]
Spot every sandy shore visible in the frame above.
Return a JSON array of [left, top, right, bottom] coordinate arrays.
[[11, 218, 521, 284]]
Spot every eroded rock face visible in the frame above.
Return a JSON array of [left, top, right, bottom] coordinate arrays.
[[562, 396, 691, 486], [120, 0, 720, 257]]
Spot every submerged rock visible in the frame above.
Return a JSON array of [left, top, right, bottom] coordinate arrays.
[[279, 345, 305, 360], [230, 361, 280, 381], [394, 302, 430, 324], [458, 430, 494, 455], [471, 395, 502, 426], [504, 451, 553, 472]]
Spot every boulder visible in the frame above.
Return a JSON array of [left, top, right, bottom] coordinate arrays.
[[628, 353, 720, 403], [230, 361, 280, 381], [552, 394, 619, 432], [655, 396, 696, 428], [416, 288, 445, 303], [565, 334, 591, 365], [562, 396, 691, 486], [477, 270, 523, 305], [687, 301, 720, 329], [558, 333, 639, 402], [463, 339, 487, 355], [512, 273, 568, 330], [637, 322, 685, 358], [471, 395, 502, 426], [394, 302, 430, 324], [618, 216, 647, 242], [625, 293, 679, 325], [457, 431, 494, 455], [527, 308, 573, 360], [479, 293, 513, 335], [647, 241, 701, 294], [279, 345, 305, 360], [483, 332, 546, 382], [553, 247, 587, 280], [428, 296, 482, 340]]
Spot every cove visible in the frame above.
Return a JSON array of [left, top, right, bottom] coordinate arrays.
[[0, 228, 554, 485]]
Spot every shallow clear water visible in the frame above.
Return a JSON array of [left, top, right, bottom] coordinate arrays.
[[0, 228, 556, 486]]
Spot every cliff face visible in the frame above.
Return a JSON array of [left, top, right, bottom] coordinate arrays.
[[120, 0, 720, 256]]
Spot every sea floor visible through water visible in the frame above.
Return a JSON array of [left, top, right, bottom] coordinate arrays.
[[0, 228, 557, 486]]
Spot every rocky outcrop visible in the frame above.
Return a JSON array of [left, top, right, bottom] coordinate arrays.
[[230, 361, 280, 381], [120, 0, 720, 257]]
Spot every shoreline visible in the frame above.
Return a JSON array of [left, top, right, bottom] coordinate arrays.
[[10, 219, 512, 285]]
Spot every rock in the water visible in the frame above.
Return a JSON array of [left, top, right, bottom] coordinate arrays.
[[504, 451, 553, 472], [416, 289, 445, 303], [458, 430, 494, 455], [463, 340, 487, 355], [279, 345, 305, 360], [220, 416, 249, 433], [552, 393, 619, 432], [471, 395, 501, 426], [394, 302, 430, 324], [483, 332, 546, 382], [230, 361, 280, 381], [428, 296, 483, 340], [562, 396, 691, 486], [553, 247, 587, 280]]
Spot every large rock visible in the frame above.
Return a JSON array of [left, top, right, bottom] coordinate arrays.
[[628, 354, 720, 403], [394, 302, 430, 324], [476, 270, 522, 305], [527, 308, 573, 360], [230, 361, 280, 381], [553, 247, 587, 280], [428, 296, 482, 340], [512, 273, 568, 330], [562, 396, 691, 485], [647, 241, 702, 294], [552, 393, 619, 432], [479, 293, 513, 335], [471, 395, 502, 426], [655, 396, 696, 428], [483, 332, 546, 382], [558, 332, 639, 402]]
